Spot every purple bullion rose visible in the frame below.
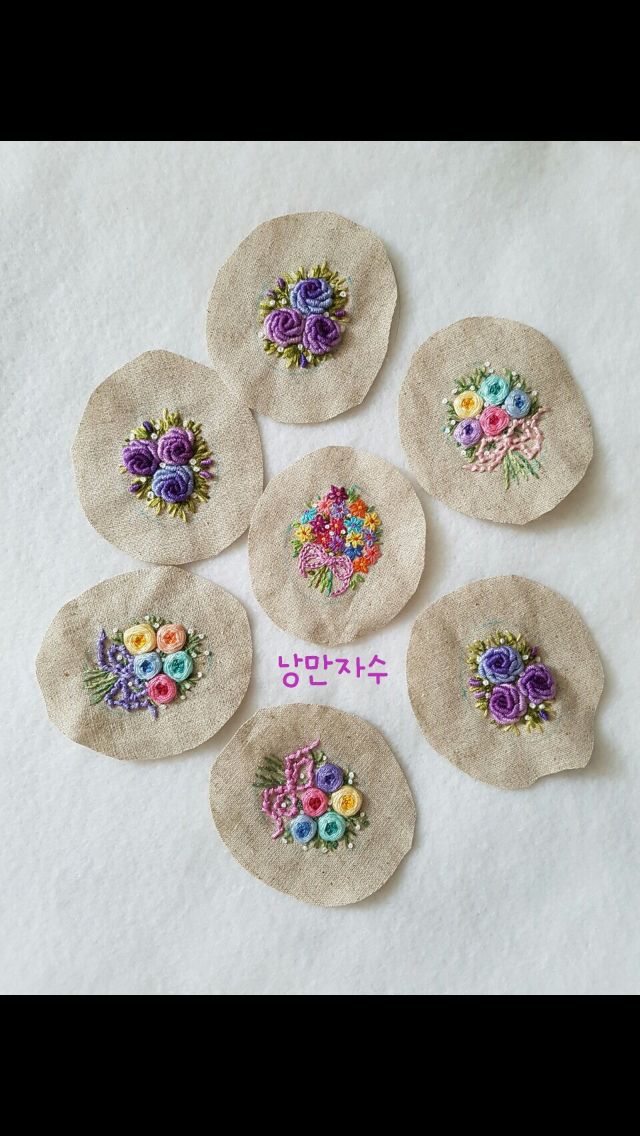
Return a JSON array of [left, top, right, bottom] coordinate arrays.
[[263, 307, 305, 347], [290, 276, 334, 315], [315, 762, 344, 794], [453, 418, 484, 447], [303, 314, 341, 356], [122, 438, 159, 478], [151, 463, 194, 503], [518, 663, 556, 704], [157, 426, 194, 465], [488, 682, 527, 725], [478, 645, 524, 685]]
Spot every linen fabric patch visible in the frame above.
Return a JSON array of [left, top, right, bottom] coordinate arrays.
[[406, 575, 603, 789], [36, 568, 252, 761], [399, 317, 593, 524], [248, 446, 426, 646], [206, 212, 397, 424], [210, 703, 416, 906], [73, 350, 263, 565]]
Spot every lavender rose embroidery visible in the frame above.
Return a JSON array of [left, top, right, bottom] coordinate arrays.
[[151, 463, 194, 503], [518, 663, 556, 704], [290, 277, 334, 315], [122, 438, 159, 478], [314, 762, 344, 794], [453, 418, 484, 447], [488, 682, 528, 725], [263, 307, 305, 347], [477, 645, 524, 685], [157, 426, 194, 465], [303, 314, 341, 356]]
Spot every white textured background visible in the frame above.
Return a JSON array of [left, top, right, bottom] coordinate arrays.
[[2, 141, 637, 995]]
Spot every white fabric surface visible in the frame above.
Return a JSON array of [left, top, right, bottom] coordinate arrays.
[[1, 141, 637, 995]]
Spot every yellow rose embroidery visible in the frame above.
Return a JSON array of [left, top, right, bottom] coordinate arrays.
[[331, 786, 363, 817], [123, 623, 157, 655], [453, 391, 483, 418]]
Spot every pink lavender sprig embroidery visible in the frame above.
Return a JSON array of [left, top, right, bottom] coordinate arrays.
[[83, 616, 210, 718], [253, 740, 369, 851], [442, 365, 548, 489], [259, 263, 349, 370], [467, 630, 557, 734], [290, 485, 382, 598]]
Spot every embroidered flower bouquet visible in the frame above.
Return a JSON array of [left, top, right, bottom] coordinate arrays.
[[83, 615, 209, 718], [259, 263, 349, 369], [254, 740, 369, 851], [443, 366, 547, 488], [290, 485, 382, 598], [121, 409, 214, 521], [467, 630, 557, 734]]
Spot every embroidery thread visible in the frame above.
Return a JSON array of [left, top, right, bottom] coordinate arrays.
[[442, 365, 548, 488], [259, 263, 349, 369], [466, 630, 557, 734], [121, 409, 214, 521], [83, 615, 210, 718], [290, 485, 382, 598], [254, 740, 369, 851]]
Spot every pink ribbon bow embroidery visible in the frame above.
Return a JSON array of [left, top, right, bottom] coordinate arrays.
[[464, 408, 547, 473], [298, 542, 353, 597], [261, 739, 320, 838]]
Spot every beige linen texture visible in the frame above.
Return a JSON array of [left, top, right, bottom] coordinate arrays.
[[206, 211, 397, 424], [73, 350, 263, 565], [210, 703, 416, 906], [248, 446, 426, 646], [399, 317, 593, 524], [36, 568, 252, 761], [407, 575, 603, 789]]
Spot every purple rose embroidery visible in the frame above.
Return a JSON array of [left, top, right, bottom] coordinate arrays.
[[157, 426, 194, 465], [467, 631, 557, 733], [453, 418, 484, 447], [303, 314, 341, 356], [518, 663, 556, 704], [488, 682, 527, 725], [122, 438, 159, 478], [478, 645, 524, 685], [315, 763, 344, 794], [290, 277, 334, 315], [151, 463, 194, 503], [264, 307, 305, 347]]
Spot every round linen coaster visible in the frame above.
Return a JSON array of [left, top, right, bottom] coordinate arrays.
[[248, 446, 426, 645], [399, 317, 592, 524], [207, 211, 397, 424], [73, 350, 263, 565], [407, 575, 603, 789], [36, 568, 252, 761], [210, 703, 416, 907]]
